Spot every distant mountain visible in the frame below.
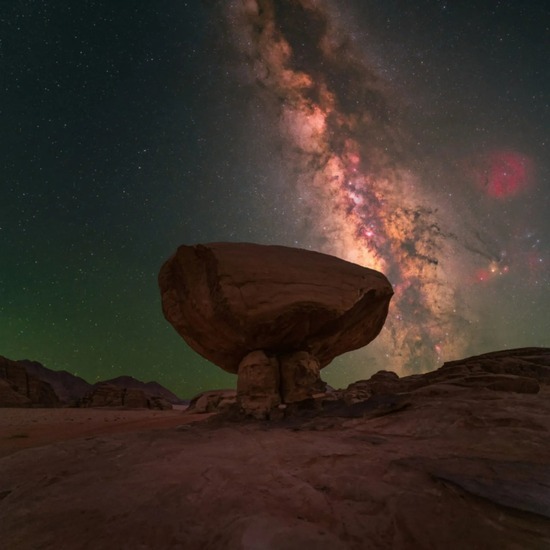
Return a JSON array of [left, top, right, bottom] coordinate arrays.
[[0, 356, 61, 407], [0, 357, 184, 407], [97, 376, 184, 405], [19, 360, 92, 404]]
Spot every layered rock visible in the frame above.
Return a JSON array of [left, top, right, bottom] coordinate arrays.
[[159, 242, 393, 416], [280, 351, 326, 403], [343, 347, 549, 404], [187, 389, 237, 414], [0, 356, 61, 407], [18, 360, 92, 404], [100, 376, 183, 405], [81, 383, 172, 410], [237, 351, 281, 418], [0, 378, 32, 407]]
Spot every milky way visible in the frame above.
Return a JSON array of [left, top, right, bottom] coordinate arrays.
[[222, 0, 546, 375], [3, 1, 547, 396]]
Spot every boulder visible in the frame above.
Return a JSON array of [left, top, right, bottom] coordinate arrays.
[[159, 243, 393, 373], [159, 242, 393, 415], [149, 396, 173, 410], [124, 388, 150, 409], [187, 390, 237, 414], [100, 376, 183, 405], [82, 383, 125, 407]]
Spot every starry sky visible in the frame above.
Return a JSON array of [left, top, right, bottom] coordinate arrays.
[[2, 1, 548, 399]]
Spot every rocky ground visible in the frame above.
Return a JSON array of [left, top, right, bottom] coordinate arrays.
[[1, 349, 550, 549]]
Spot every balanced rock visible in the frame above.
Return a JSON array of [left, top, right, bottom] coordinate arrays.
[[159, 243, 393, 371], [159, 242, 393, 416]]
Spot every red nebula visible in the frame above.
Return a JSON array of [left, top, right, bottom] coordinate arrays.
[[476, 268, 491, 282], [480, 150, 533, 199]]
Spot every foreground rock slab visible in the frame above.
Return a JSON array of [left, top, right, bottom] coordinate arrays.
[[1, 348, 549, 549]]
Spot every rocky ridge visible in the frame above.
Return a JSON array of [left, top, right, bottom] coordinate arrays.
[[19, 359, 93, 404], [0, 356, 61, 408], [0, 356, 181, 409], [186, 347, 550, 420]]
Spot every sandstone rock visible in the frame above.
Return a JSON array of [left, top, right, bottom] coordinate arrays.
[[124, 388, 150, 408], [280, 351, 325, 403], [159, 242, 393, 373], [449, 374, 540, 394], [187, 390, 237, 414], [237, 351, 280, 419], [81, 383, 174, 410], [18, 360, 92, 404], [2, 348, 550, 549], [0, 356, 61, 407], [82, 383, 124, 407], [0, 379, 32, 407], [149, 396, 173, 410], [12, 362, 183, 407], [343, 370, 401, 404], [341, 348, 548, 406], [159, 242, 393, 416]]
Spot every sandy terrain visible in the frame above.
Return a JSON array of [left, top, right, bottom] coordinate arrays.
[[0, 406, 201, 458], [1, 385, 550, 549]]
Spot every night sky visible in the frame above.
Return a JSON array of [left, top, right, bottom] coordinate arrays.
[[2, 1, 548, 399]]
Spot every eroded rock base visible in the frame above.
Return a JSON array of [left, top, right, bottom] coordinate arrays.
[[237, 350, 326, 419]]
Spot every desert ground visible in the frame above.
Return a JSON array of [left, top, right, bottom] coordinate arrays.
[[1, 382, 550, 550], [0, 406, 196, 458]]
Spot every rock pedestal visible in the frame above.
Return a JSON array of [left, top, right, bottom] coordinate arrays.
[[237, 351, 281, 419], [236, 350, 326, 418], [280, 351, 325, 404], [159, 242, 394, 417]]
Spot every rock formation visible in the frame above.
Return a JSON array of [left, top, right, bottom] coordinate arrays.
[[0, 357, 182, 409], [98, 376, 183, 405], [342, 347, 549, 404], [0, 356, 61, 407], [159, 242, 393, 418], [19, 360, 93, 404], [187, 389, 237, 414], [81, 383, 172, 410]]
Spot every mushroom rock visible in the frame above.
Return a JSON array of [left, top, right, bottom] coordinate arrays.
[[159, 242, 393, 416]]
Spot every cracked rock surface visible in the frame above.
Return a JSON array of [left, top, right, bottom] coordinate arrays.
[[1, 348, 549, 549]]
